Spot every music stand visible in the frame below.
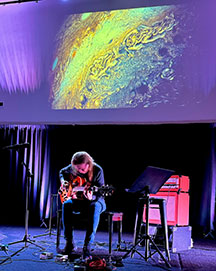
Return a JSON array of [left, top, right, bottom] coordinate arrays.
[[122, 166, 174, 268]]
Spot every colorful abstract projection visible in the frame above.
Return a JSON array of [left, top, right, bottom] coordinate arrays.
[[50, 6, 193, 109]]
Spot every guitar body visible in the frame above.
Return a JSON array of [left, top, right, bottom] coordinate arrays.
[[59, 176, 87, 203]]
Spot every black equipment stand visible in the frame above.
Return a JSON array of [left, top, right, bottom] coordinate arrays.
[[8, 162, 45, 249], [33, 194, 59, 238], [0, 144, 45, 265], [122, 166, 174, 268], [0, 244, 11, 264]]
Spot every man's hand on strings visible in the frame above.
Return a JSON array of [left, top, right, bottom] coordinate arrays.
[[83, 185, 93, 200]]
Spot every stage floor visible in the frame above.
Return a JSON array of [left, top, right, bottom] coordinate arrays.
[[0, 226, 216, 270]]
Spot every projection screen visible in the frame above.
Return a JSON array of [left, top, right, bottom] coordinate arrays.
[[0, 0, 215, 124]]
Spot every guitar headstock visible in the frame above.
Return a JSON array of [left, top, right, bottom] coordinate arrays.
[[98, 184, 115, 197]]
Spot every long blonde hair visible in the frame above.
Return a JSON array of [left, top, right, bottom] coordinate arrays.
[[71, 151, 94, 181]]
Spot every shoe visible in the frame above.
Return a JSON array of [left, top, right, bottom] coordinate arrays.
[[83, 244, 91, 259], [59, 240, 77, 255]]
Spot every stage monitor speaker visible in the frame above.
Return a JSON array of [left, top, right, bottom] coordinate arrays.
[[143, 191, 189, 226]]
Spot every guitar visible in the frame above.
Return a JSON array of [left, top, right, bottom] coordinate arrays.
[[59, 176, 114, 203]]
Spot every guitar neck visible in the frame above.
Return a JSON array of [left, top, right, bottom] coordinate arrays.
[[72, 186, 86, 192], [72, 185, 99, 193]]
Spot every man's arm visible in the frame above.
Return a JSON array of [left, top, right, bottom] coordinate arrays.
[[59, 166, 70, 187], [94, 165, 105, 187]]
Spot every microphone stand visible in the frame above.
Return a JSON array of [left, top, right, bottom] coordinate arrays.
[[1, 154, 45, 265]]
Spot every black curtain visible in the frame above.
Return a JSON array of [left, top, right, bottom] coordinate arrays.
[[1, 123, 215, 237], [0, 125, 53, 225], [198, 124, 216, 234]]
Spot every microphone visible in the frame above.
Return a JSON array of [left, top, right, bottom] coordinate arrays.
[[2, 142, 30, 150]]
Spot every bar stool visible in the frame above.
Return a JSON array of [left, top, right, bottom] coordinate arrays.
[[107, 212, 123, 256], [56, 209, 81, 249], [122, 196, 170, 267], [56, 209, 62, 249], [141, 197, 170, 261], [33, 194, 59, 239]]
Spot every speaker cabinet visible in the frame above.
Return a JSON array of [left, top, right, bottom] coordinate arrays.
[[143, 192, 189, 226]]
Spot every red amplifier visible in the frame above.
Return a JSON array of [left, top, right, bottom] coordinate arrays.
[[143, 192, 190, 226], [159, 175, 190, 192]]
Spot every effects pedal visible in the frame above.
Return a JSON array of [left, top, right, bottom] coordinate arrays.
[[40, 252, 54, 260]]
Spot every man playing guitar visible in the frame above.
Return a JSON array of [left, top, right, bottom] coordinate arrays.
[[59, 151, 106, 258]]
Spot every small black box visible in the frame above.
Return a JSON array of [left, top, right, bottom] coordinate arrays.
[[169, 226, 192, 253]]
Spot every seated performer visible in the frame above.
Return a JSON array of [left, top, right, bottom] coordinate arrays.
[[59, 151, 106, 258]]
